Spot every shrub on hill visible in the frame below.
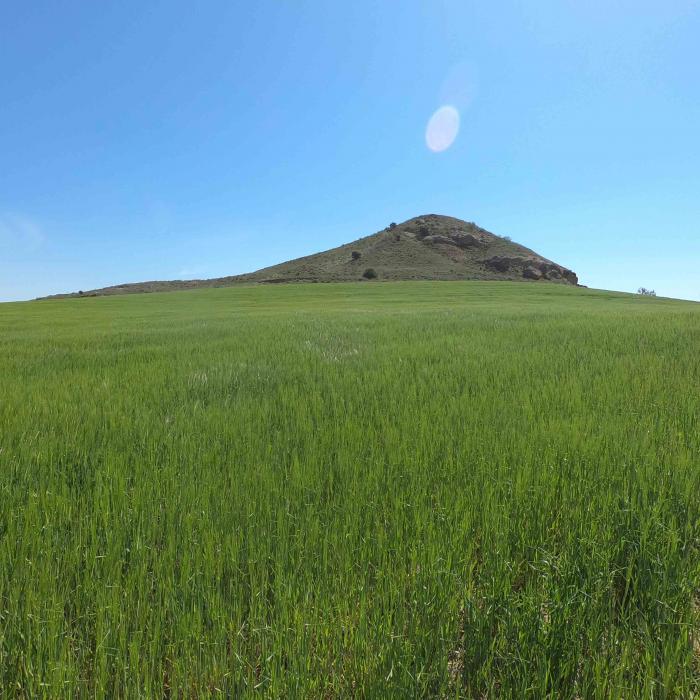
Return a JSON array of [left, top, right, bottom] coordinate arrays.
[[362, 268, 377, 279]]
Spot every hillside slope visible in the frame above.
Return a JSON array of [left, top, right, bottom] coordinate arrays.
[[43, 214, 578, 298]]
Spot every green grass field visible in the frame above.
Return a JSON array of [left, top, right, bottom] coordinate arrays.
[[1, 281, 699, 697]]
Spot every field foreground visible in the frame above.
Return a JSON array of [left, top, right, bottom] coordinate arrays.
[[1, 282, 699, 697]]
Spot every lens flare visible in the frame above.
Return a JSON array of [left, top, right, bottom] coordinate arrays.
[[425, 105, 460, 152]]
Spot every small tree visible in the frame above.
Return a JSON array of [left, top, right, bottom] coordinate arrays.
[[362, 268, 377, 279], [388, 222, 397, 230], [351, 250, 361, 261], [637, 287, 656, 296]]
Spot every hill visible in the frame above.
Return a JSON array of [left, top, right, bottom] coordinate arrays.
[[43, 214, 578, 298]]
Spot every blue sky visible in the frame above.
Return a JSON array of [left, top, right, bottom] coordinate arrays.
[[2, 0, 699, 301]]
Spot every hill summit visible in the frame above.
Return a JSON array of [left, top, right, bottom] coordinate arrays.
[[45, 215, 578, 297], [237, 214, 578, 285]]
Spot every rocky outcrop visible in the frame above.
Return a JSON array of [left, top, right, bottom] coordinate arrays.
[[424, 232, 486, 249], [484, 256, 518, 273], [523, 267, 543, 280], [452, 233, 486, 249], [483, 256, 578, 284], [424, 234, 457, 246]]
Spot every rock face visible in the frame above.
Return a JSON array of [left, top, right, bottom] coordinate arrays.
[[523, 267, 543, 280], [484, 255, 578, 284], [425, 232, 485, 249], [43, 214, 580, 298]]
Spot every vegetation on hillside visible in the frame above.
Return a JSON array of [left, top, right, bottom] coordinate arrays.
[[41, 215, 578, 298], [1, 282, 698, 696]]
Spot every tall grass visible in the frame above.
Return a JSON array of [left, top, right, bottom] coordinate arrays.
[[0, 281, 699, 697]]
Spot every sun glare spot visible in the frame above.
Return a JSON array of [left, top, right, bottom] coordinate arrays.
[[425, 105, 460, 152]]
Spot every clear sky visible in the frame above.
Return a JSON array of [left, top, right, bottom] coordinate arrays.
[[2, 1, 699, 301]]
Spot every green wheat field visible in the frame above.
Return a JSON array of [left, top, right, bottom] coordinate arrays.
[[1, 281, 699, 698]]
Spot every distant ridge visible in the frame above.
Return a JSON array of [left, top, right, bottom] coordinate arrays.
[[41, 214, 578, 298]]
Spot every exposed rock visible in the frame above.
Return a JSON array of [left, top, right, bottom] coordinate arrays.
[[523, 267, 543, 280], [484, 256, 521, 273], [483, 256, 578, 284], [535, 262, 578, 285], [424, 235, 456, 246], [452, 233, 485, 249], [562, 269, 579, 285], [423, 231, 486, 249]]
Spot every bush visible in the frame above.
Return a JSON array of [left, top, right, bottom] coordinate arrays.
[[388, 222, 397, 230], [351, 251, 361, 261], [362, 268, 377, 280], [638, 287, 656, 296]]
